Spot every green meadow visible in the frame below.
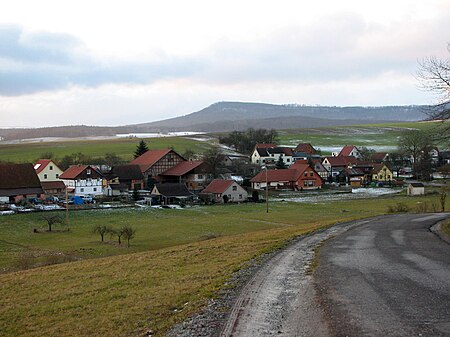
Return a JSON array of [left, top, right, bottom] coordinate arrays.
[[1, 121, 447, 163], [277, 121, 445, 151], [0, 192, 448, 336], [0, 136, 212, 163]]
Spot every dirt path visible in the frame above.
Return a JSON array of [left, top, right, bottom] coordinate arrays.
[[219, 218, 372, 337]]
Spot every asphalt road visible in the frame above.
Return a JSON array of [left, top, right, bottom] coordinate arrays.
[[315, 213, 450, 337]]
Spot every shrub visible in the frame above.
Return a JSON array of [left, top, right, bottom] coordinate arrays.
[[387, 202, 410, 213], [415, 202, 430, 213]]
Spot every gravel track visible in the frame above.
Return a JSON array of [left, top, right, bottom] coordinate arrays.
[[169, 218, 373, 337]]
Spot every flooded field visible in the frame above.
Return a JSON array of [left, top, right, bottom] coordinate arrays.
[[274, 187, 402, 204]]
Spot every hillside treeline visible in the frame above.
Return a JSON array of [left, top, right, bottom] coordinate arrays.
[[219, 128, 278, 154]]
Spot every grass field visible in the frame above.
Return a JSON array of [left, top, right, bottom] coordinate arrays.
[[277, 121, 446, 152], [1, 192, 448, 336], [1, 121, 447, 163], [0, 136, 212, 163]]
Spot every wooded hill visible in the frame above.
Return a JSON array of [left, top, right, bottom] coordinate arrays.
[[0, 102, 427, 140]]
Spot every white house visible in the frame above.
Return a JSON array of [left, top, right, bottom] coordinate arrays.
[[201, 179, 248, 203], [338, 145, 362, 159], [251, 144, 293, 167], [60, 165, 105, 197]]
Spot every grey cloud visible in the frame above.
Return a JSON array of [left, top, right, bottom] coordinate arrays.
[[0, 25, 202, 96], [195, 12, 450, 84], [1, 10, 449, 97]]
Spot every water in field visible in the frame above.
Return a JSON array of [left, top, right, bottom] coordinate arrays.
[[274, 188, 401, 204]]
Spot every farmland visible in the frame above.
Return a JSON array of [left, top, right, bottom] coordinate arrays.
[[0, 121, 444, 163], [277, 121, 444, 153], [0, 136, 212, 163], [1, 192, 449, 336]]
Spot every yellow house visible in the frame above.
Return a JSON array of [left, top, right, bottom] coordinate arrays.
[[34, 159, 64, 182], [371, 163, 393, 182]]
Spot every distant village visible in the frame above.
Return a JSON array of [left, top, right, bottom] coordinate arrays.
[[1, 140, 449, 213]]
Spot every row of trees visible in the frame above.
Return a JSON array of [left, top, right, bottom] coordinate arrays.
[[93, 225, 136, 247], [39, 151, 126, 170]]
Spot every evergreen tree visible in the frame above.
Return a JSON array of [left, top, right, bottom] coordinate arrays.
[[134, 140, 149, 158], [275, 155, 287, 169]]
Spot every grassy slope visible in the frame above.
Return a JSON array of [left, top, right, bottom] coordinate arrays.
[[277, 121, 444, 149], [0, 136, 211, 163], [1, 193, 449, 337]]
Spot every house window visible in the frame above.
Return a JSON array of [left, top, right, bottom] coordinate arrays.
[[80, 188, 84, 192], [239, 194, 242, 199], [87, 169, 91, 175], [232, 186, 237, 191], [49, 165, 53, 170], [303, 181, 307, 187], [93, 188, 97, 192], [304, 172, 307, 177], [308, 181, 314, 186], [56, 174, 59, 178], [44, 174, 48, 179], [198, 174, 203, 179], [287, 158, 290, 162], [310, 172, 314, 177]]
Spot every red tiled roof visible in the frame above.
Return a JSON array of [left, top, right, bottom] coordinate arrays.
[[59, 165, 95, 179], [255, 143, 276, 149], [338, 145, 357, 157], [34, 159, 52, 174], [371, 152, 388, 161], [160, 161, 204, 176], [291, 160, 308, 166], [250, 168, 301, 183], [202, 179, 234, 194], [130, 149, 173, 172], [324, 156, 359, 167], [294, 143, 317, 154], [41, 181, 66, 190]]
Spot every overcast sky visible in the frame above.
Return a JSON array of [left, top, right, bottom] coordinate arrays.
[[0, 0, 449, 128]]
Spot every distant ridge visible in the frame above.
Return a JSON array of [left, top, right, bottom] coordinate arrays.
[[132, 101, 427, 132], [0, 102, 427, 140]]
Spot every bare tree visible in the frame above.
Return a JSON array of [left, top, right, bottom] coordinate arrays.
[[417, 44, 450, 140], [121, 225, 136, 248], [202, 147, 225, 178], [93, 225, 111, 242], [42, 214, 63, 232]]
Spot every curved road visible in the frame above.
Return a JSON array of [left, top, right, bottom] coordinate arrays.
[[221, 213, 450, 337], [316, 213, 450, 337]]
